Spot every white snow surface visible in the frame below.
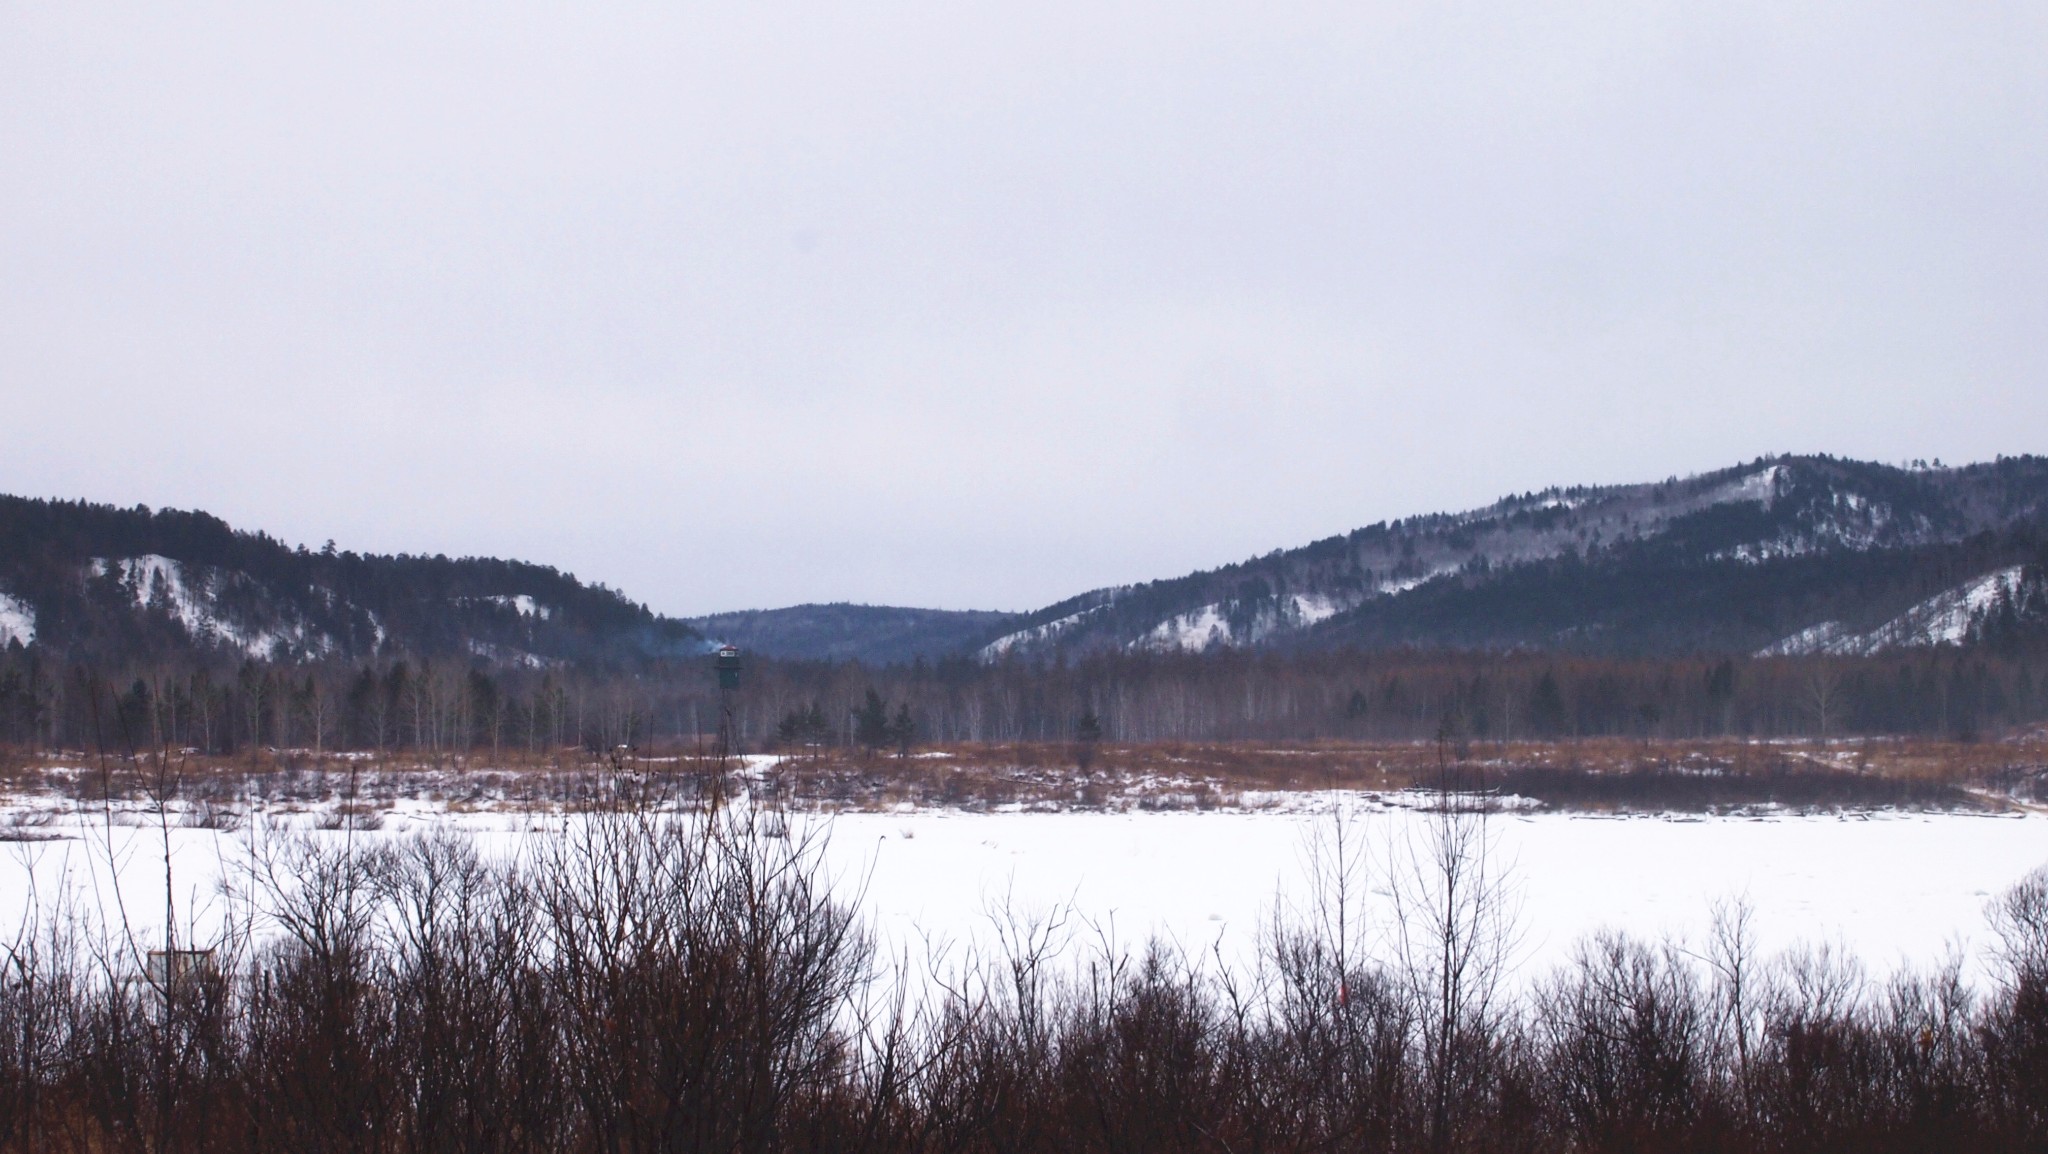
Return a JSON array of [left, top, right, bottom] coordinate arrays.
[[1140, 602, 1234, 652], [4, 795, 2044, 991], [487, 594, 552, 619], [0, 592, 34, 647], [833, 806, 2048, 988], [1761, 566, 2027, 656], [1290, 592, 1342, 626]]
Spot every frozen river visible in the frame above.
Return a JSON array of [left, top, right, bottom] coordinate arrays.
[[4, 798, 2045, 986]]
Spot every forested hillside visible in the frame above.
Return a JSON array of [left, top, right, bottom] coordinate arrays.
[[4, 458, 2048, 754], [0, 496, 701, 667], [975, 455, 2048, 659]]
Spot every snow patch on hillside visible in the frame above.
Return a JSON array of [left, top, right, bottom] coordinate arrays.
[[1141, 603, 1234, 652], [489, 594, 552, 619], [1757, 620, 1857, 657], [1376, 566, 1456, 595], [95, 555, 210, 638], [0, 593, 34, 647], [468, 639, 551, 668], [1134, 592, 1356, 654], [1721, 540, 1810, 564], [92, 555, 333, 660], [1289, 593, 1342, 626], [1760, 566, 2026, 656], [1716, 464, 1783, 509], [980, 604, 1109, 660], [1867, 566, 2027, 648]]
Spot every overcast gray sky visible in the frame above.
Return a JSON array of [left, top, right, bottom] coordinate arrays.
[[2, 2, 2044, 615]]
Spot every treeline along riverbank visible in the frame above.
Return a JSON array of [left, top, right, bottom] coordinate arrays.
[[3, 642, 2048, 755]]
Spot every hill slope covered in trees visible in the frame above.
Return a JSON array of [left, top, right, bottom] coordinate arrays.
[[0, 497, 701, 667], [5, 453, 2048, 673], [973, 455, 2048, 661]]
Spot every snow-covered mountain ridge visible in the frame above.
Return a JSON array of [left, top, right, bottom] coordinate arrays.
[[975, 455, 2048, 660]]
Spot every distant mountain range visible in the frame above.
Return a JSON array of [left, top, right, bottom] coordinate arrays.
[[4, 455, 2046, 669], [685, 604, 1014, 666]]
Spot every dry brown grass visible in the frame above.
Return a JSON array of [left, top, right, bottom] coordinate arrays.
[[780, 733, 2048, 788], [2, 734, 2042, 813]]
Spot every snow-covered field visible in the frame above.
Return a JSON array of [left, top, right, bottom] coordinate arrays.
[[833, 806, 2048, 984], [5, 793, 2045, 988]]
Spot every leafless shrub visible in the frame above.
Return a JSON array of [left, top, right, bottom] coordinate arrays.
[[1389, 768, 1521, 1150], [1983, 866, 2048, 1147], [1535, 933, 1722, 1150]]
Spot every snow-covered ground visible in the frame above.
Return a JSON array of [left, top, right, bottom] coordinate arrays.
[[4, 795, 2044, 988], [842, 807, 2048, 986]]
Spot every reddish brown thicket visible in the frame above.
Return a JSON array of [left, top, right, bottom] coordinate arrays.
[[3, 733, 2035, 823]]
